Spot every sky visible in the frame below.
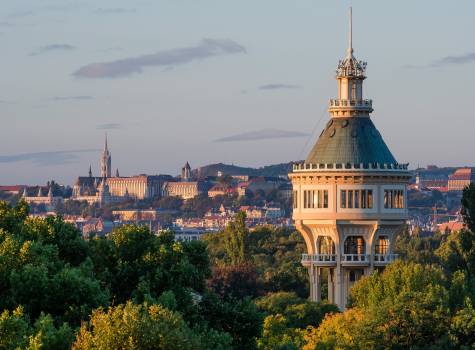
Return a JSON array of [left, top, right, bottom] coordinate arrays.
[[1, 0, 474, 185]]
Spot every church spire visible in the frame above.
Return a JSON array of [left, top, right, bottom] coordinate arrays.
[[104, 133, 109, 152], [100, 134, 112, 178], [89, 165, 93, 178]]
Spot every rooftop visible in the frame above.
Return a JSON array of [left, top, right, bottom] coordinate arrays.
[[305, 117, 397, 165]]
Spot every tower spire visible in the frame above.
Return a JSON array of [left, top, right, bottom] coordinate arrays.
[[104, 133, 108, 152], [347, 7, 353, 58]]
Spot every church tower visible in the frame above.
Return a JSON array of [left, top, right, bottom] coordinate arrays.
[[290, 8, 410, 310], [182, 162, 192, 181], [100, 134, 112, 178]]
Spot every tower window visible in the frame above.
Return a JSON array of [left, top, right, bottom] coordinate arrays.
[[375, 236, 389, 255], [344, 236, 366, 255], [351, 81, 357, 100], [340, 189, 373, 209], [341, 190, 347, 208], [293, 191, 298, 209], [303, 190, 329, 209], [384, 190, 404, 209]]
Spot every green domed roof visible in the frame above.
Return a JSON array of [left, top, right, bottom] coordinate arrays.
[[305, 117, 397, 165]]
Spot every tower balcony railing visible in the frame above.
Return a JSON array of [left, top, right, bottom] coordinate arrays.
[[329, 99, 372, 108], [292, 162, 409, 172], [374, 253, 399, 265], [301, 253, 399, 267], [301, 254, 337, 266], [341, 254, 371, 265]]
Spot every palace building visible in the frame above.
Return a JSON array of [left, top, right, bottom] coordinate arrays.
[[72, 136, 163, 204], [289, 8, 411, 310], [23, 186, 64, 211], [161, 162, 207, 200]]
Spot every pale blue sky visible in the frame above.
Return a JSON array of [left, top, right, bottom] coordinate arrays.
[[1, 0, 474, 185]]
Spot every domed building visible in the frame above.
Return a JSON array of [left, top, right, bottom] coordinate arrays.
[[289, 8, 411, 310]]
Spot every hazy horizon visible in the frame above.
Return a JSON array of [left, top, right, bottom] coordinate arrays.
[[1, 0, 474, 185]]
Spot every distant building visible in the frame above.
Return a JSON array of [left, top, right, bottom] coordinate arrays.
[[236, 182, 249, 197], [107, 175, 162, 199], [231, 175, 250, 182], [438, 220, 465, 234], [278, 183, 293, 200], [22, 186, 63, 210], [72, 136, 163, 204], [113, 209, 160, 222], [181, 162, 192, 181], [448, 168, 474, 192], [0, 185, 25, 195], [81, 217, 115, 238], [265, 207, 285, 219], [162, 181, 204, 200], [162, 162, 208, 200], [208, 184, 232, 198], [240, 206, 265, 219], [173, 228, 204, 242]]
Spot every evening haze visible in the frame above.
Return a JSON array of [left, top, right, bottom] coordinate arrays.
[[1, 0, 474, 185]]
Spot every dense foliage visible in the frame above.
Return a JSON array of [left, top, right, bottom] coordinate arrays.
[[0, 200, 262, 349], [204, 214, 309, 297]]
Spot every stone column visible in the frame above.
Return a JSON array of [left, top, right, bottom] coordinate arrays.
[[328, 268, 335, 304], [308, 266, 321, 302], [334, 265, 344, 310]]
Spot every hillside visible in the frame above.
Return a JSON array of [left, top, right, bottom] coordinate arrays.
[[194, 161, 300, 178]]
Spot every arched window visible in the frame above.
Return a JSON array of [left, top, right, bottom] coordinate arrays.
[[375, 236, 389, 255], [344, 236, 365, 255], [318, 236, 335, 255]]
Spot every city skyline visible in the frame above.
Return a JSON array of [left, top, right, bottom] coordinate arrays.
[[1, 0, 475, 184]]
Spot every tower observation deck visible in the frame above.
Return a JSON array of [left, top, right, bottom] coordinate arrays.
[[289, 8, 410, 310]]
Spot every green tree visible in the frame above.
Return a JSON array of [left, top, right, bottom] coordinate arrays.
[[72, 301, 232, 350], [199, 293, 263, 350], [222, 211, 249, 265], [306, 261, 452, 349], [449, 298, 475, 348], [257, 314, 304, 350], [462, 183, 475, 232], [208, 262, 261, 299], [256, 292, 338, 329], [437, 229, 475, 279], [0, 307, 74, 350], [0, 307, 29, 350]]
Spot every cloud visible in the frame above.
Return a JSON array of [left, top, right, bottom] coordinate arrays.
[[29, 44, 75, 56], [0, 149, 100, 166], [51, 95, 93, 101], [215, 128, 309, 142], [431, 52, 475, 67], [95, 8, 136, 15], [96, 123, 122, 130], [258, 84, 301, 90], [404, 52, 475, 69], [73, 38, 246, 78]]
